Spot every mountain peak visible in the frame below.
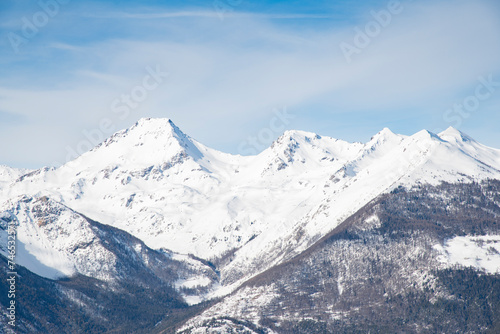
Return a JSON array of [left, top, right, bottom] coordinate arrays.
[[0, 165, 31, 186], [137, 117, 171, 123], [379, 127, 394, 135], [133, 117, 184, 137], [61, 117, 203, 171], [282, 129, 320, 138], [411, 129, 443, 142], [136, 117, 176, 128], [270, 130, 322, 151], [367, 128, 404, 148], [438, 126, 475, 143], [370, 127, 396, 140], [101, 117, 192, 150]]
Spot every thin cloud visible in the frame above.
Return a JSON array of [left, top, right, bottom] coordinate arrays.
[[48, 43, 86, 52], [0, 0, 499, 168], [81, 11, 336, 20]]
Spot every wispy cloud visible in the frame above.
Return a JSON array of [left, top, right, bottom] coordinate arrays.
[[82, 11, 335, 20], [0, 0, 499, 168]]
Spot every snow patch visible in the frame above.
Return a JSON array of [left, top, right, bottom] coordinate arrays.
[[434, 235, 500, 274]]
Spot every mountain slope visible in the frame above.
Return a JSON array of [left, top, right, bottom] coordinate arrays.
[[0, 195, 221, 333], [178, 180, 500, 333], [1, 119, 500, 333], [1, 120, 500, 299], [0, 165, 30, 190], [0, 195, 217, 284]]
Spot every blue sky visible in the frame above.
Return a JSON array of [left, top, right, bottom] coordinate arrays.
[[1, 0, 500, 168]]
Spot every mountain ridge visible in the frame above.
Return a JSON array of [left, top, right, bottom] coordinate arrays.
[[1, 118, 500, 305], [1, 118, 500, 333]]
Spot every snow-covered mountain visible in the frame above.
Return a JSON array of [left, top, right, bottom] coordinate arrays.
[[179, 180, 500, 333], [1, 119, 500, 295], [0, 194, 219, 307], [0, 165, 30, 189], [1, 118, 500, 333]]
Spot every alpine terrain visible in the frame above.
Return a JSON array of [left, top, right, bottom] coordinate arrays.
[[1, 118, 499, 333]]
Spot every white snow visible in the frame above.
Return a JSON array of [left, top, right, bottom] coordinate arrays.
[[1, 119, 499, 297], [13, 240, 75, 279], [0, 165, 31, 190], [176, 276, 213, 289], [0, 196, 117, 280], [434, 235, 500, 274]]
